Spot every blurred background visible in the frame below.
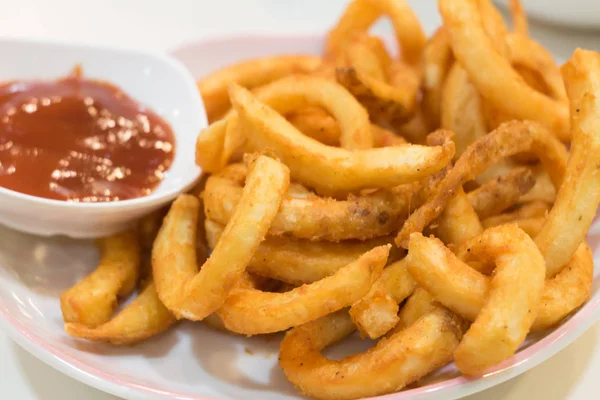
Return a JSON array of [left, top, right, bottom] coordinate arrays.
[[0, 0, 598, 61], [0, 1, 599, 400]]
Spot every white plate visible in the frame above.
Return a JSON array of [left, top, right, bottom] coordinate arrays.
[[1, 34, 600, 400]]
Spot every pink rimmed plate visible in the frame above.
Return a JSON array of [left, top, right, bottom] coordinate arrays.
[[1, 35, 600, 400]]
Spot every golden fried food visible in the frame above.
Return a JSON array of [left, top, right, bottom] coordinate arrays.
[[395, 106, 431, 144], [152, 156, 289, 320], [435, 188, 483, 247], [203, 163, 417, 241], [451, 225, 545, 376], [532, 242, 593, 331], [60, 231, 141, 327], [467, 167, 535, 219], [336, 34, 419, 124], [197, 75, 374, 173], [506, 33, 566, 102], [286, 107, 343, 146], [536, 49, 600, 277], [406, 233, 592, 332], [198, 55, 322, 122], [477, 0, 509, 56], [439, 0, 569, 138], [517, 164, 556, 204], [205, 219, 395, 284], [216, 246, 389, 335], [231, 83, 454, 195], [481, 201, 549, 237], [202, 313, 233, 333], [287, 107, 407, 147], [396, 120, 567, 248], [483, 33, 567, 133], [325, 0, 426, 66], [60, 0, 600, 397], [349, 258, 416, 339], [422, 27, 453, 128], [394, 287, 439, 332], [509, 0, 528, 36], [441, 63, 487, 157], [64, 281, 176, 345], [138, 210, 166, 251], [279, 308, 464, 400]]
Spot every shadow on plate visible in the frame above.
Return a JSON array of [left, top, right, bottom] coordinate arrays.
[[188, 321, 300, 397], [64, 322, 180, 359], [0, 224, 97, 297]]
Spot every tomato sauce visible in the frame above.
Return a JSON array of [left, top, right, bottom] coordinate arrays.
[[0, 74, 175, 202]]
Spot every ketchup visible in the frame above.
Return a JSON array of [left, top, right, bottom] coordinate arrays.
[[0, 73, 176, 202]]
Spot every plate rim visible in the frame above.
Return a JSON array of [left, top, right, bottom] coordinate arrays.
[[1, 33, 600, 400], [3, 280, 599, 400]]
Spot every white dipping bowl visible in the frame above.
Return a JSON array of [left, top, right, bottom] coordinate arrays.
[[0, 38, 207, 238]]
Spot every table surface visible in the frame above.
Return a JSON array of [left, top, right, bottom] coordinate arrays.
[[0, 1, 599, 399]]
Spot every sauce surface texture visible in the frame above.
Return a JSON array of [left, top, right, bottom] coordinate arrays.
[[0, 76, 175, 202]]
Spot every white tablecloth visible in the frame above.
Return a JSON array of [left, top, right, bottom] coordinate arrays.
[[0, 1, 599, 399]]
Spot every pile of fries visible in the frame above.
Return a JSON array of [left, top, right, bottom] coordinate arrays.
[[59, 0, 600, 399]]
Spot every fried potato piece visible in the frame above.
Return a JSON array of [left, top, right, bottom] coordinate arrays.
[[254, 76, 374, 150], [422, 27, 453, 129], [467, 167, 535, 219], [60, 231, 141, 327], [336, 34, 419, 124], [152, 156, 289, 320], [203, 163, 417, 241], [287, 107, 407, 147], [64, 281, 176, 345], [506, 33, 566, 102], [486, 216, 546, 238], [407, 233, 489, 320], [370, 124, 408, 146], [439, 0, 569, 138], [138, 210, 167, 251], [196, 75, 374, 173], [481, 200, 550, 238], [519, 164, 556, 204], [286, 107, 341, 146], [395, 106, 431, 145], [477, 0, 509, 57], [396, 120, 567, 248], [216, 246, 389, 335], [474, 159, 518, 186], [441, 63, 487, 158], [509, 0, 528, 36], [205, 219, 395, 285], [450, 225, 545, 376], [230, 83, 455, 196], [435, 188, 483, 247], [349, 258, 416, 339], [198, 55, 322, 122], [536, 49, 600, 277], [325, 0, 426, 66], [484, 33, 568, 133], [395, 287, 439, 333], [406, 233, 592, 332], [203, 313, 234, 334], [279, 308, 464, 400], [532, 242, 593, 331]]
